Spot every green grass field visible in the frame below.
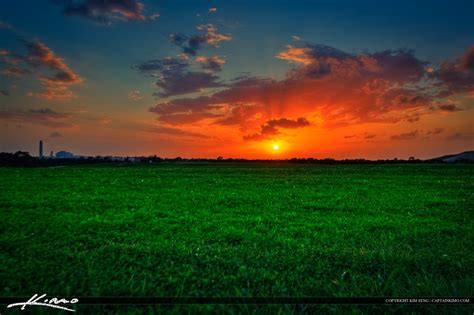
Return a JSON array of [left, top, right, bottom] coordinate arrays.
[[1, 163, 473, 313]]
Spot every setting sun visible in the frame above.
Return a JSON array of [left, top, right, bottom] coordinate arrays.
[[273, 144, 280, 151]]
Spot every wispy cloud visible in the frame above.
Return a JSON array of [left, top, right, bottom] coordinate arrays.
[[147, 126, 211, 139], [53, 0, 158, 25], [0, 108, 75, 128], [128, 89, 143, 101], [391, 130, 419, 140], [50, 131, 63, 138], [446, 132, 474, 141]]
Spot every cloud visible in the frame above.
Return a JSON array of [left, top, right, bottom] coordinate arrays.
[[446, 132, 474, 141], [0, 108, 74, 128], [134, 56, 225, 97], [196, 55, 225, 72], [244, 117, 310, 141], [434, 45, 474, 96], [196, 24, 232, 46], [27, 86, 76, 100], [437, 104, 462, 112], [426, 128, 444, 135], [276, 45, 316, 65], [292, 35, 302, 41], [149, 96, 222, 125], [169, 24, 232, 56], [0, 21, 12, 29], [390, 130, 419, 140], [0, 40, 83, 100], [24, 41, 82, 84], [50, 131, 63, 138], [154, 71, 224, 97], [146, 42, 470, 143], [149, 13, 160, 20], [2, 67, 32, 76], [278, 44, 427, 83], [133, 56, 188, 73], [147, 126, 211, 139], [53, 0, 156, 24], [128, 89, 143, 100], [342, 133, 377, 140]]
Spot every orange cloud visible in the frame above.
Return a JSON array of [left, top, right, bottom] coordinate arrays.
[[276, 45, 314, 64], [196, 55, 226, 71], [196, 24, 232, 46], [148, 44, 469, 139], [24, 41, 83, 100], [1, 40, 83, 100]]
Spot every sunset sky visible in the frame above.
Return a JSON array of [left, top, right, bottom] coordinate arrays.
[[1, 0, 473, 159]]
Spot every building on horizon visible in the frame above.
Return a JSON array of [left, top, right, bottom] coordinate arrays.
[[39, 140, 43, 158], [55, 151, 74, 159]]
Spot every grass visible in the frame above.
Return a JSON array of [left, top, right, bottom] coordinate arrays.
[[0, 163, 473, 313]]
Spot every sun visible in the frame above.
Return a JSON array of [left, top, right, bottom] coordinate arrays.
[[273, 144, 279, 151]]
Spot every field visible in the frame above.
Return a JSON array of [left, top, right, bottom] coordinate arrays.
[[1, 163, 473, 313]]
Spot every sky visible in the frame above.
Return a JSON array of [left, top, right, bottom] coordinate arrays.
[[0, 0, 473, 159]]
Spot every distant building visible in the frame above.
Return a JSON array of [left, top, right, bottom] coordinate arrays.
[[39, 140, 43, 158], [55, 151, 74, 159]]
